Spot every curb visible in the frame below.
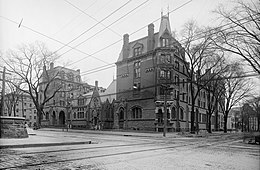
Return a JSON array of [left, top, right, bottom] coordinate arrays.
[[0, 141, 92, 149]]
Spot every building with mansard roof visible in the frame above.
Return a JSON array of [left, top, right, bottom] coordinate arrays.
[[115, 13, 224, 132]]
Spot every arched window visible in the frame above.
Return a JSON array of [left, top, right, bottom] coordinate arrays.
[[46, 112, 49, 120], [76, 75, 80, 82], [60, 71, 65, 79], [67, 73, 74, 81], [161, 38, 169, 47], [172, 107, 176, 119], [132, 107, 142, 119], [180, 108, 184, 120], [119, 108, 124, 120]]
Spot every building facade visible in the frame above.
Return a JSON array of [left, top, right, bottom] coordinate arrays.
[[3, 92, 36, 127], [40, 63, 115, 129], [115, 14, 224, 132]]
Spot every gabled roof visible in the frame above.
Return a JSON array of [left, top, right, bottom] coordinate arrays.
[[100, 79, 116, 103]]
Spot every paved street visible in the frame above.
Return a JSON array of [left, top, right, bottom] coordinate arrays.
[[0, 129, 259, 170]]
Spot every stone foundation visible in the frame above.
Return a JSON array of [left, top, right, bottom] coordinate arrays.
[[0, 116, 28, 138]]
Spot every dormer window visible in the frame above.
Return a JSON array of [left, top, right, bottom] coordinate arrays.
[[134, 47, 142, 56], [161, 38, 169, 47]]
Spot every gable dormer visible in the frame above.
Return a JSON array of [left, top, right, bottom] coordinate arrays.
[[132, 42, 144, 57]]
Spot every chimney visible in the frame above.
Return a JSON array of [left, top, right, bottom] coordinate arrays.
[[147, 23, 154, 51], [122, 34, 129, 59], [77, 69, 80, 73], [50, 62, 54, 70], [95, 81, 98, 87]]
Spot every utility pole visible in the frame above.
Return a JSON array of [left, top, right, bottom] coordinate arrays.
[[163, 85, 168, 137], [176, 91, 180, 132], [1, 66, 6, 116]]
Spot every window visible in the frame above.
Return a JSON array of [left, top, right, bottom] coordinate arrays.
[[180, 108, 184, 120], [34, 116, 36, 119], [134, 68, 141, 78], [60, 71, 65, 79], [74, 112, 76, 119], [134, 61, 141, 78], [172, 107, 176, 119], [199, 113, 202, 122], [76, 75, 80, 82], [161, 38, 169, 47], [77, 108, 84, 118], [175, 74, 179, 86], [175, 61, 179, 70], [67, 73, 74, 81], [46, 112, 49, 120], [132, 107, 142, 119], [202, 114, 206, 123], [160, 53, 171, 63], [134, 47, 142, 56], [160, 69, 171, 79], [78, 99, 84, 106]]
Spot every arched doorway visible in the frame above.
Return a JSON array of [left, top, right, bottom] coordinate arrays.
[[118, 108, 124, 129], [59, 111, 66, 126], [52, 111, 56, 125]]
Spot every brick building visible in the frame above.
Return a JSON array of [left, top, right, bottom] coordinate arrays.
[[115, 14, 224, 131], [3, 92, 36, 127]]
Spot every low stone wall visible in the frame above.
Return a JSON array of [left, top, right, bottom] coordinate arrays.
[[0, 116, 28, 138]]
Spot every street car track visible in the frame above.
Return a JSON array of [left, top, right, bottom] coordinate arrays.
[[0, 138, 241, 170]]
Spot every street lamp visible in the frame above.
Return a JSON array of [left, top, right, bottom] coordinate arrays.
[[161, 84, 174, 137]]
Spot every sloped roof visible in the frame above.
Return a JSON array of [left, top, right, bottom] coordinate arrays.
[[100, 79, 116, 103]]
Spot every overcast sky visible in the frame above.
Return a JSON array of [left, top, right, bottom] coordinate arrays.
[[0, 0, 258, 91]]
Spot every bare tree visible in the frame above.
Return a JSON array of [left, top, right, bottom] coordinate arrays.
[[248, 95, 260, 131], [213, 1, 260, 74], [4, 78, 23, 116], [218, 62, 253, 133], [3, 42, 61, 127], [205, 56, 227, 133], [181, 21, 224, 133]]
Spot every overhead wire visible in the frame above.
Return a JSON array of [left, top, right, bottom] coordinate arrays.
[[60, 0, 151, 59], [63, 0, 121, 37], [53, 0, 133, 54], [68, 0, 193, 66], [52, 0, 99, 36], [77, 15, 259, 76]]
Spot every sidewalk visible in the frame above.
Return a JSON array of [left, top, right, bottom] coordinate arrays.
[[0, 128, 243, 149], [0, 129, 91, 149]]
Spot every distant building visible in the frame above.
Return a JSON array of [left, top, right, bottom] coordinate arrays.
[[3, 92, 36, 127]]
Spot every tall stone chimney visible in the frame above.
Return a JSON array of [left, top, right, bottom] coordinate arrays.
[[122, 34, 129, 59], [147, 23, 155, 51], [95, 80, 98, 87]]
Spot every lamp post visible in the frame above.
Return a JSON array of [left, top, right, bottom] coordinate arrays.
[[161, 84, 174, 137]]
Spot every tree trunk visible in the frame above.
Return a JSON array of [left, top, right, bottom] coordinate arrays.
[[196, 108, 199, 133], [191, 106, 195, 133], [214, 110, 218, 131], [208, 114, 212, 133], [224, 112, 228, 133]]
